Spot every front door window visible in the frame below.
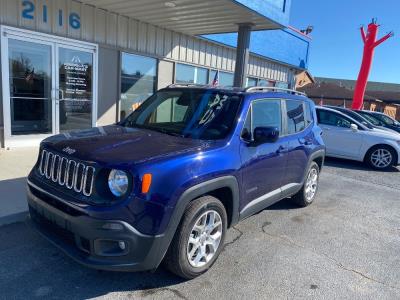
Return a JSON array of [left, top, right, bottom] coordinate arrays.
[[8, 39, 52, 135]]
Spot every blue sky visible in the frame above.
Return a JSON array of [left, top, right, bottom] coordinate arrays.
[[290, 0, 400, 83]]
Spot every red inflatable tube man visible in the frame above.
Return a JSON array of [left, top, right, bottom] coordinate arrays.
[[352, 19, 393, 110]]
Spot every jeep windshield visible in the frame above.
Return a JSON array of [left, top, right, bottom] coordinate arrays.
[[122, 89, 242, 140]]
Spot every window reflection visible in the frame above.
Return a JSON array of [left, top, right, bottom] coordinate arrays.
[[275, 82, 289, 89], [120, 53, 157, 119], [246, 77, 258, 87], [209, 70, 234, 87], [286, 100, 306, 134], [8, 39, 52, 135], [258, 80, 275, 87], [176, 64, 208, 85]]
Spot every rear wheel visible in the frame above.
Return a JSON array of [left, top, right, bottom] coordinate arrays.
[[366, 145, 397, 170], [292, 161, 320, 207], [164, 196, 227, 279]]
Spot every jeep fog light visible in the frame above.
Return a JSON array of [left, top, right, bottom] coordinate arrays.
[[108, 169, 129, 197], [118, 241, 126, 250]]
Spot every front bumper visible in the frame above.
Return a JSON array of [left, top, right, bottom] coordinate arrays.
[[27, 181, 168, 272]]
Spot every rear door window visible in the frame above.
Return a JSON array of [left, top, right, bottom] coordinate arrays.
[[285, 99, 306, 134]]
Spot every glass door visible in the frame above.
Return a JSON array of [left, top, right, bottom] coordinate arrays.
[[7, 39, 54, 136], [56, 46, 94, 133], [1, 26, 98, 148]]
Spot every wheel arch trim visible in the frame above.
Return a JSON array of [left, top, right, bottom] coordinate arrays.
[[151, 175, 240, 269]]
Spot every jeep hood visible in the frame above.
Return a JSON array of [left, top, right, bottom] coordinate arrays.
[[41, 125, 211, 165]]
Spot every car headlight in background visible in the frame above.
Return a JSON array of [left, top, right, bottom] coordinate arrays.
[[108, 169, 129, 197]]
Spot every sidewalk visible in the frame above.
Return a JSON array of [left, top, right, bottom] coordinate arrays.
[[0, 148, 39, 226]]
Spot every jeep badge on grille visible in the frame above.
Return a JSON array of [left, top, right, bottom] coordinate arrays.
[[62, 147, 76, 155]]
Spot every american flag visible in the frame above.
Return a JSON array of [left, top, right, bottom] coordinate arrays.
[[25, 68, 35, 83], [212, 70, 219, 87]]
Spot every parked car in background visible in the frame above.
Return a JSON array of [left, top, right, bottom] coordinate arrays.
[[356, 110, 400, 134], [325, 105, 396, 133], [27, 85, 325, 279], [316, 106, 400, 170]]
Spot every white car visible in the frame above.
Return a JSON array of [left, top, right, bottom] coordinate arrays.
[[316, 106, 400, 170]]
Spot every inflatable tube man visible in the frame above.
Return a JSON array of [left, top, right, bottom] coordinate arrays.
[[352, 19, 393, 110]]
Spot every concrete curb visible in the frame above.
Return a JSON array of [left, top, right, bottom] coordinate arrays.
[[0, 211, 28, 227]]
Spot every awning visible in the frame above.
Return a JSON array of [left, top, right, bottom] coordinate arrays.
[[79, 0, 283, 35]]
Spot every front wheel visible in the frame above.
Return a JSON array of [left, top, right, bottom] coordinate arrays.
[[366, 145, 397, 170], [292, 161, 320, 207], [164, 196, 227, 279]]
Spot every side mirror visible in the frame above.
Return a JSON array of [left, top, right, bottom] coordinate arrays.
[[351, 124, 358, 132], [251, 127, 280, 146]]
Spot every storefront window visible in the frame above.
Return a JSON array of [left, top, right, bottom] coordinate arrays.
[[209, 70, 234, 87], [246, 77, 258, 87], [176, 64, 208, 85], [275, 82, 289, 89], [258, 79, 275, 87], [120, 53, 157, 120]]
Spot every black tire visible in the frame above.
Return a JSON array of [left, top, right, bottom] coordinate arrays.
[[365, 145, 397, 170], [164, 195, 227, 279], [292, 161, 320, 207]]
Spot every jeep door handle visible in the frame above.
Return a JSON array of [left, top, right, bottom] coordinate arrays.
[[276, 145, 288, 154], [299, 138, 312, 146]]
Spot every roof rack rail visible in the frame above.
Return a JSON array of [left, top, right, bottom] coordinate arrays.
[[245, 86, 306, 96]]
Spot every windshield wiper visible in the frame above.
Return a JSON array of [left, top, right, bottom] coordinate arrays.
[[127, 123, 188, 138], [145, 126, 187, 138], [164, 131, 188, 138]]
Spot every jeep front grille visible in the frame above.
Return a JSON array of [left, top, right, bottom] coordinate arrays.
[[38, 150, 95, 197]]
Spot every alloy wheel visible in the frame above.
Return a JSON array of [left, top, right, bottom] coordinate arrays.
[[371, 148, 392, 169], [305, 167, 318, 202], [187, 210, 223, 268]]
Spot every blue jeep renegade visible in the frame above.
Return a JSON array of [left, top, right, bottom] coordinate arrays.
[[27, 85, 325, 279]]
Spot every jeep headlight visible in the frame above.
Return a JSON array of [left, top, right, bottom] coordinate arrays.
[[108, 169, 129, 197]]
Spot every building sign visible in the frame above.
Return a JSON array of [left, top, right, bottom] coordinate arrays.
[[21, 0, 81, 29]]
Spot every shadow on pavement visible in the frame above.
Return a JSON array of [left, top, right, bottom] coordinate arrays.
[[0, 221, 186, 299], [324, 157, 399, 173], [0, 177, 29, 225], [266, 198, 300, 211]]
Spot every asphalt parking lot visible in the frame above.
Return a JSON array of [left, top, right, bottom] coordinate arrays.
[[1, 158, 399, 300]]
